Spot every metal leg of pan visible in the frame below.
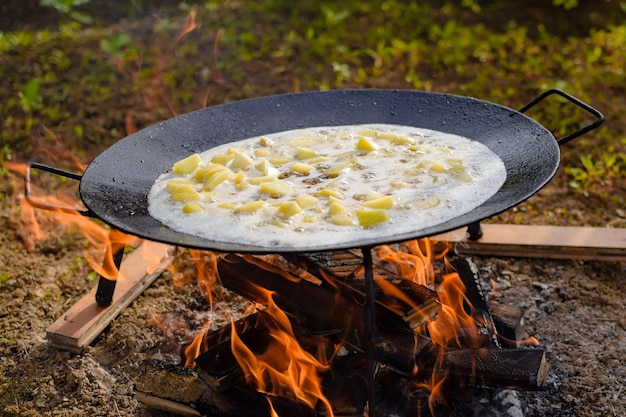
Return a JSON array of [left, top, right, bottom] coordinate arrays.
[[95, 247, 125, 306], [362, 246, 379, 416]]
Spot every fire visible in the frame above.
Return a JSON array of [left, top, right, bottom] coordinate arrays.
[[6, 161, 139, 281], [230, 287, 334, 416]]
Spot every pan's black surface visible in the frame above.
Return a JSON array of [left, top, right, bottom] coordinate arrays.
[[80, 89, 560, 252]]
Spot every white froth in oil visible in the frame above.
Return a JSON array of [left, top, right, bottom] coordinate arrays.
[[148, 124, 507, 249]]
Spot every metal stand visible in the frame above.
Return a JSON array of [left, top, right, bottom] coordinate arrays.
[[362, 246, 380, 416], [95, 246, 125, 306]]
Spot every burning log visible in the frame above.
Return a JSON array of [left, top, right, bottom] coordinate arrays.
[[135, 360, 317, 417], [217, 253, 433, 373], [441, 347, 550, 390]]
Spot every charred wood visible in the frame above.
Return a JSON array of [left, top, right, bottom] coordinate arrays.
[[217, 254, 432, 373], [441, 347, 550, 390]]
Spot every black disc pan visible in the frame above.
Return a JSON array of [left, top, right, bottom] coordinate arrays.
[[75, 89, 603, 253]]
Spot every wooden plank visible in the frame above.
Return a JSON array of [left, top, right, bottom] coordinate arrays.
[[46, 242, 176, 352], [434, 224, 626, 261]]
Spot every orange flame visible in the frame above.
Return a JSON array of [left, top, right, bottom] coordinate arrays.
[[6, 162, 138, 281], [230, 287, 333, 416]]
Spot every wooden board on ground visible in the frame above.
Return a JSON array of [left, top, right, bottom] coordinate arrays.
[[434, 224, 626, 262], [46, 242, 176, 352]]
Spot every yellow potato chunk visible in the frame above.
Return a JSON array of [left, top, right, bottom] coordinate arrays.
[[302, 215, 319, 223], [356, 137, 377, 151], [356, 209, 390, 227], [269, 157, 292, 165], [453, 172, 473, 182], [235, 200, 266, 212], [324, 163, 351, 178], [259, 136, 273, 147], [364, 190, 385, 201], [170, 184, 201, 202], [295, 194, 319, 209], [329, 213, 355, 226], [254, 149, 271, 157], [203, 170, 232, 191], [356, 129, 379, 137], [292, 162, 313, 175], [259, 180, 294, 197], [361, 195, 393, 209], [229, 152, 254, 170], [166, 179, 195, 191], [429, 161, 447, 173], [278, 201, 302, 219], [315, 189, 343, 198], [295, 147, 317, 160], [327, 202, 346, 215], [193, 163, 229, 181], [232, 171, 246, 183], [218, 202, 238, 209], [172, 153, 201, 175], [183, 202, 204, 213], [248, 175, 278, 185], [211, 153, 235, 165]]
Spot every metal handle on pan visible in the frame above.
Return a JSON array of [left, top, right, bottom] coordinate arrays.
[[518, 89, 605, 145], [25, 162, 96, 218]]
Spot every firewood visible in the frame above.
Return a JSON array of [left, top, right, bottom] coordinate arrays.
[[217, 254, 431, 373], [487, 301, 525, 348], [440, 348, 550, 390], [135, 359, 317, 417], [449, 257, 501, 348]]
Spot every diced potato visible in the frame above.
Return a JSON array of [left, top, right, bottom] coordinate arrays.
[[235, 200, 266, 212], [429, 161, 447, 173], [327, 202, 346, 215], [248, 175, 278, 185], [295, 194, 319, 209], [203, 169, 232, 191], [232, 171, 246, 183], [324, 163, 351, 178], [269, 157, 292, 165], [308, 156, 329, 164], [390, 135, 415, 145], [183, 202, 204, 213], [259, 136, 273, 147], [170, 184, 201, 202], [166, 179, 195, 191], [356, 137, 377, 151], [315, 189, 343, 198], [229, 152, 253, 170], [413, 196, 441, 210], [278, 201, 302, 218], [254, 149, 271, 157], [361, 195, 393, 209], [211, 153, 235, 165], [302, 215, 319, 223], [292, 162, 313, 175], [227, 147, 244, 155], [329, 213, 355, 226], [288, 136, 315, 147], [172, 153, 201, 175], [364, 190, 385, 201], [327, 196, 342, 206], [355, 209, 390, 227], [356, 129, 379, 137], [259, 180, 294, 197], [437, 146, 452, 153], [193, 163, 229, 181], [295, 147, 317, 160], [390, 180, 407, 188], [218, 202, 238, 209], [235, 181, 250, 191]]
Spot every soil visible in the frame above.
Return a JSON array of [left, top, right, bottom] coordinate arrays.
[[1, 2, 625, 417]]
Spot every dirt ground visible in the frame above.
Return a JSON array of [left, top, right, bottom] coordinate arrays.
[[1, 2, 625, 417]]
